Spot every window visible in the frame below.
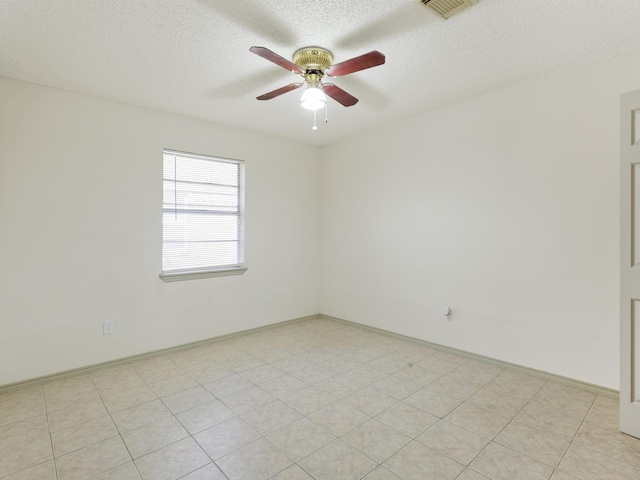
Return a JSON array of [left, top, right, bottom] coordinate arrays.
[[161, 149, 245, 281]]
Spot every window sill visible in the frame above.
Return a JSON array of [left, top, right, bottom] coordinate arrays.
[[160, 266, 247, 282]]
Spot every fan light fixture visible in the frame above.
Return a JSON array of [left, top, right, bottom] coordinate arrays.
[[300, 86, 326, 110]]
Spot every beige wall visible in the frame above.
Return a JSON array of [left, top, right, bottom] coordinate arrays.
[[0, 77, 321, 386], [320, 48, 640, 390]]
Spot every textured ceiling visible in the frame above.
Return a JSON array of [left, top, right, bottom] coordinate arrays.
[[1, 0, 640, 146]]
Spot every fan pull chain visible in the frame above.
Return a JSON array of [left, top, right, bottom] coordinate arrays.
[[325, 103, 328, 124]]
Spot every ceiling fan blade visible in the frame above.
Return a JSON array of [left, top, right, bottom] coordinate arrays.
[[325, 51, 385, 77], [256, 83, 303, 101], [250, 46, 304, 74], [323, 84, 359, 107]]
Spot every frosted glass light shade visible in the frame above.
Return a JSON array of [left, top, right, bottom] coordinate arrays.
[[301, 87, 326, 110]]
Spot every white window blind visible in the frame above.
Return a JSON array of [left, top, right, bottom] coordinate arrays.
[[162, 150, 244, 276]]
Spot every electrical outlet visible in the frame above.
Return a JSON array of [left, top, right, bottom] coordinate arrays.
[[262, 295, 269, 307], [103, 320, 115, 335]]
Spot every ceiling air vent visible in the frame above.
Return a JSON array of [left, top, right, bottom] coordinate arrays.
[[421, 0, 478, 19]]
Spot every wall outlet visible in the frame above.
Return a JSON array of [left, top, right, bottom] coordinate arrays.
[[103, 320, 115, 335], [262, 294, 269, 306]]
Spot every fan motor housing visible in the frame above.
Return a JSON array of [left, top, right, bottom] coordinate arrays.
[[293, 47, 333, 73]]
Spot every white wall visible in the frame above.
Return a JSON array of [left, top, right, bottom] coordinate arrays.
[[321, 48, 640, 390], [0, 77, 320, 386]]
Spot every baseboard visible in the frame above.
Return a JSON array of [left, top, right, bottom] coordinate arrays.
[[0, 314, 321, 394], [320, 314, 620, 399], [1, 312, 619, 400]]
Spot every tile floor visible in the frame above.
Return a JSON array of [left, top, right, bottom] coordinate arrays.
[[1, 318, 639, 480]]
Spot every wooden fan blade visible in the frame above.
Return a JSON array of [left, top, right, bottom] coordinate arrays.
[[256, 83, 303, 100], [250, 46, 304, 74], [323, 84, 359, 107], [326, 51, 385, 77]]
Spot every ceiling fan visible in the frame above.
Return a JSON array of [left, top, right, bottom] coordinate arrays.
[[249, 46, 385, 111]]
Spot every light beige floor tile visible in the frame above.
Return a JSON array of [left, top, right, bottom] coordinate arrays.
[[271, 464, 314, 479], [267, 417, 335, 462], [427, 375, 482, 400], [111, 399, 171, 433], [314, 374, 364, 399], [92, 369, 146, 398], [55, 436, 131, 480], [594, 395, 618, 408], [417, 420, 489, 465], [371, 375, 422, 400], [342, 419, 412, 463], [279, 386, 336, 415], [318, 355, 360, 374], [258, 374, 307, 398], [366, 354, 412, 374], [2, 460, 56, 480], [0, 426, 52, 477], [102, 384, 156, 413], [181, 463, 227, 479], [0, 386, 45, 427], [298, 439, 377, 480], [470, 442, 553, 480], [225, 354, 265, 373], [529, 387, 593, 420], [467, 387, 528, 419], [375, 401, 439, 438], [134, 437, 210, 480], [160, 385, 215, 415], [51, 414, 118, 457], [307, 401, 369, 437], [216, 437, 293, 480], [444, 403, 510, 438], [133, 362, 183, 384], [362, 466, 402, 479], [221, 385, 274, 414], [584, 403, 619, 429], [558, 444, 640, 480], [176, 399, 235, 434], [186, 364, 233, 385], [483, 370, 546, 401], [456, 469, 490, 480], [194, 416, 260, 460], [290, 364, 338, 384], [551, 471, 580, 480], [147, 373, 198, 398], [44, 378, 101, 413], [447, 361, 504, 386], [495, 421, 570, 467], [343, 365, 390, 386], [122, 415, 189, 459], [538, 382, 597, 405], [341, 387, 398, 416], [239, 364, 286, 384], [47, 397, 108, 433], [92, 461, 142, 480], [404, 388, 463, 418], [271, 354, 313, 373], [202, 373, 253, 398], [391, 364, 441, 386], [241, 399, 302, 435], [515, 402, 583, 441], [383, 440, 465, 480], [574, 421, 640, 467], [0, 414, 48, 450]]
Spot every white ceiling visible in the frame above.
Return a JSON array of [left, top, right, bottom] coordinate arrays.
[[2, 0, 640, 147]]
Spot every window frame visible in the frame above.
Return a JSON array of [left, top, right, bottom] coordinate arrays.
[[159, 149, 246, 282]]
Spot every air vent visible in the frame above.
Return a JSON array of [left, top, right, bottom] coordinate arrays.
[[421, 0, 478, 19]]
